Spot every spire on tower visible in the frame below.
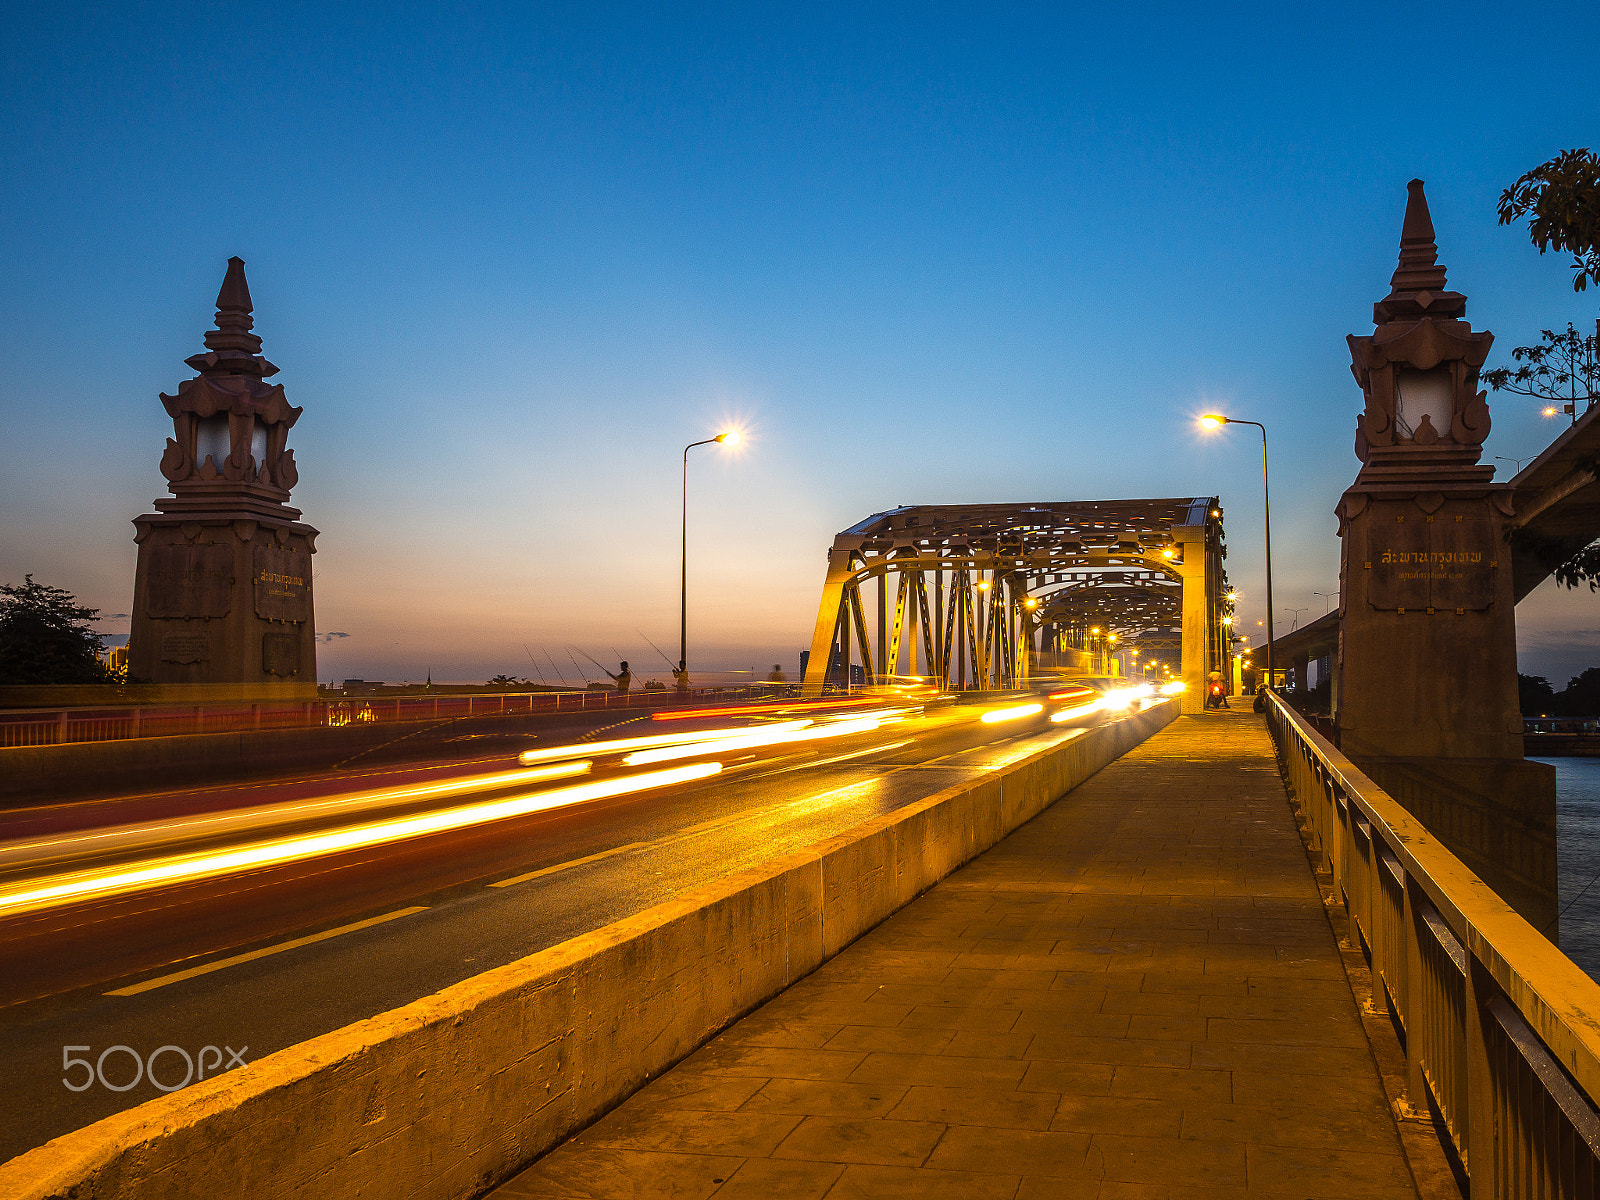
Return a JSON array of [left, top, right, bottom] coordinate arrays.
[[186, 256, 279, 378], [1373, 179, 1466, 324]]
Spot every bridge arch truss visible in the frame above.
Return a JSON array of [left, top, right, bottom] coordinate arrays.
[[801, 497, 1229, 714]]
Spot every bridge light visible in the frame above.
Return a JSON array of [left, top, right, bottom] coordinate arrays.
[[1226, 590, 1238, 601], [1161, 547, 1176, 559], [1543, 406, 1559, 418], [715, 430, 740, 444], [977, 580, 991, 591], [1199, 414, 1227, 430], [1022, 597, 1038, 609], [1222, 616, 1234, 626]]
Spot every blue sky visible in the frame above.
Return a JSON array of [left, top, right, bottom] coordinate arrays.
[[2, 2, 1596, 684]]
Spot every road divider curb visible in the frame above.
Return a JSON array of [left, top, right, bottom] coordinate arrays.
[[0, 701, 1176, 1200]]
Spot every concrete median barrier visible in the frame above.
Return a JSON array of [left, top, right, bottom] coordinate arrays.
[[0, 701, 1176, 1200]]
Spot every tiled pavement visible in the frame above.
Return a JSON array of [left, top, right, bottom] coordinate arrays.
[[492, 712, 1421, 1199]]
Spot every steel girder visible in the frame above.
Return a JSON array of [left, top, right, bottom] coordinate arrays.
[[801, 498, 1226, 701]]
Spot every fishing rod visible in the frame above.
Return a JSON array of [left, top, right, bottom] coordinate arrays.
[[521, 643, 549, 686], [573, 646, 616, 680], [566, 647, 592, 684], [635, 629, 678, 670], [543, 648, 568, 686]]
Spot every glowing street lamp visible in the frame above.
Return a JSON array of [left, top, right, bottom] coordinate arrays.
[[680, 431, 739, 681], [1199, 414, 1275, 687]]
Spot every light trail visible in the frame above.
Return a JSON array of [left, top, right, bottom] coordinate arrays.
[[620, 716, 884, 766], [0, 759, 603, 866], [518, 721, 812, 766], [0, 762, 720, 920], [650, 698, 881, 721], [980, 702, 1044, 724]]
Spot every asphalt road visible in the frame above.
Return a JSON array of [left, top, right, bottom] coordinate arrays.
[[0, 697, 1108, 1163]]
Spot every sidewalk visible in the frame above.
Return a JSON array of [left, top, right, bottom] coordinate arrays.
[[492, 712, 1421, 1199]]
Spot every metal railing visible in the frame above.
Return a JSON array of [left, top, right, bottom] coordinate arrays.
[[0, 685, 801, 750], [1266, 692, 1600, 1196]]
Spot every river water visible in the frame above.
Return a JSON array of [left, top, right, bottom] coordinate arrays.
[[1539, 757, 1600, 981]]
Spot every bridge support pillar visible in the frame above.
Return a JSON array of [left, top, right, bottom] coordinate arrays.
[[802, 550, 853, 697], [1335, 178, 1556, 929], [1177, 530, 1210, 715]]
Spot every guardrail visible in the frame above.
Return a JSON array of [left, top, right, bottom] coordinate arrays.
[[1266, 692, 1600, 1196], [0, 685, 802, 750]]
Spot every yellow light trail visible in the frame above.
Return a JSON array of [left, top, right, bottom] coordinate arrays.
[[0, 761, 721, 919], [518, 721, 812, 765], [981, 703, 1044, 724], [0, 759, 606, 866], [620, 716, 884, 766]]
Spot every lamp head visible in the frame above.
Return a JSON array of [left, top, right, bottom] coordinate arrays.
[[716, 430, 739, 445], [1199, 414, 1228, 430]]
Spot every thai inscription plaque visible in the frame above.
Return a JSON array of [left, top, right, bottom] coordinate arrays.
[[262, 631, 301, 676], [254, 544, 312, 622], [160, 632, 211, 664], [1367, 512, 1495, 611], [146, 544, 232, 619]]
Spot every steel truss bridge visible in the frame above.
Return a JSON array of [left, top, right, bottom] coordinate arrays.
[[801, 497, 1229, 713]]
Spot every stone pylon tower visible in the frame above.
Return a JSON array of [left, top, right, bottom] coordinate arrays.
[[1336, 181, 1556, 928], [126, 258, 319, 697]]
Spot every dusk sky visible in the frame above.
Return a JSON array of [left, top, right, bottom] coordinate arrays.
[[2, 3, 1597, 685]]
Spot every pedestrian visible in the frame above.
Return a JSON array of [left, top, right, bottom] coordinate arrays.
[[767, 664, 786, 682]]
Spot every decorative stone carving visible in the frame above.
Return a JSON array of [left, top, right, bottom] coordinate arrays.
[[127, 258, 319, 695], [1348, 180, 1495, 471]]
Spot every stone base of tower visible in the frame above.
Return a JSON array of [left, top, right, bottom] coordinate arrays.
[[128, 502, 318, 696]]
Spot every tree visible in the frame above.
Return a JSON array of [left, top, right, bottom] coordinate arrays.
[[1519, 672, 1557, 715], [1481, 322, 1600, 421], [1498, 147, 1600, 293], [0, 576, 116, 685], [1559, 668, 1600, 719]]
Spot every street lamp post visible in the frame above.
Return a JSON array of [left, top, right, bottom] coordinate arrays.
[[680, 431, 739, 682], [1200, 415, 1275, 689]]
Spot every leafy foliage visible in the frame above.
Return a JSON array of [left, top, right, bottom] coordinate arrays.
[[0, 576, 116, 685], [1519, 668, 1600, 717], [1498, 148, 1600, 293], [1482, 323, 1599, 414], [1519, 673, 1556, 715], [1562, 668, 1600, 718]]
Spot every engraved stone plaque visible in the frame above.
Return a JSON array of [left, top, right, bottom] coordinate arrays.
[[1366, 518, 1429, 610], [254, 544, 312, 622], [1428, 514, 1496, 611], [1366, 512, 1495, 611], [147, 544, 233, 619], [160, 632, 211, 664], [262, 631, 301, 676]]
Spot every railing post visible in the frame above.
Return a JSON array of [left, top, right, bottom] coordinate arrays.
[[1462, 955, 1497, 1186], [1400, 876, 1429, 1118]]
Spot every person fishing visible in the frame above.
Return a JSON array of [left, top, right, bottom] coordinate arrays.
[[767, 664, 786, 682], [603, 661, 632, 694], [672, 660, 691, 697]]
